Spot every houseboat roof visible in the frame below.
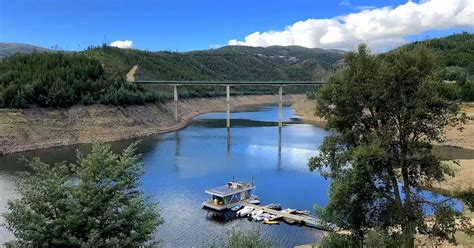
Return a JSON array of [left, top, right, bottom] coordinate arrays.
[[205, 181, 255, 197]]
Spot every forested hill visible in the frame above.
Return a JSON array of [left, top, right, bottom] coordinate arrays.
[[82, 45, 345, 81], [399, 32, 474, 79], [397, 32, 474, 101], [0, 45, 343, 108], [0, 52, 160, 108], [1, 33, 473, 108]]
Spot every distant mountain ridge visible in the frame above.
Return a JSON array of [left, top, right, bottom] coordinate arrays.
[[0, 42, 345, 81], [1, 33, 472, 108], [82, 45, 346, 81], [0, 42, 49, 59], [1, 33, 472, 82]]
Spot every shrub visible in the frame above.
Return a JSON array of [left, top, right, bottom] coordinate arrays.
[[3, 141, 162, 247]]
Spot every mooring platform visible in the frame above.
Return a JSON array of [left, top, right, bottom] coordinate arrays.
[[241, 202, 328, 230]]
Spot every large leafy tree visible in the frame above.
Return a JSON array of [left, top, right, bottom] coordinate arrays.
[[309, 45, 472, 247], [3, 141, 162, 247]]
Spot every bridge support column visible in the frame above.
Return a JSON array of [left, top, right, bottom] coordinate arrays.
[[174, 85, 178, 122], [226, 85, 230, 128], [278, 85, 283, 127]]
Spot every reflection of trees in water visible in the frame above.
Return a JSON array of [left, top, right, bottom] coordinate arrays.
[[192, 119, 299, 128], [0, 136, 160, 173]]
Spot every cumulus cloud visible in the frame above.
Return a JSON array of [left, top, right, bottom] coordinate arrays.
[[110, 40, 133, 49], [229, 0, 474, 51]]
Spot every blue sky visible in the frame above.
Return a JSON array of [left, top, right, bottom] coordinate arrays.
[[0, 0, 473, 51]]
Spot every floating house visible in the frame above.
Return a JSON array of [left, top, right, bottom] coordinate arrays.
[[202, 179, 256, 211]]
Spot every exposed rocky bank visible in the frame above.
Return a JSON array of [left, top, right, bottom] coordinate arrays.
[[0, 94, 305, 155]]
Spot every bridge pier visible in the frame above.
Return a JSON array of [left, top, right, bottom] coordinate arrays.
[[278, 85, 283, 127], [136, 81, 322, 127], [174, 85, 178, 122], [226, 85, 230, 128]]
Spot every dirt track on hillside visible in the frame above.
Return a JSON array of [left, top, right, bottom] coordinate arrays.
[[126, 65, 138, 82]]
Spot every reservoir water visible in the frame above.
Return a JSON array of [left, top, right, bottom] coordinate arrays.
[[0, 105, 469, 247]]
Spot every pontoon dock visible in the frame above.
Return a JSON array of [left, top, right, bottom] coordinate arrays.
[[241, 202, 329, 230], [203, 180, 329, 230]]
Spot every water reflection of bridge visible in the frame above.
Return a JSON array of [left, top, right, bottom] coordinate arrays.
[[134, 81, 323, 128], [138, 81, 323, 164]]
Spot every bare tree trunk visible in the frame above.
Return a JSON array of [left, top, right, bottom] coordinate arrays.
[[401, 164, 415, 248]]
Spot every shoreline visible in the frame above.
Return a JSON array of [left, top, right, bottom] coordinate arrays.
[[0, 94, 305, 155], [291, 97, 326, 127], [291, 97, 474, 150], [2, 95, 472, 155]]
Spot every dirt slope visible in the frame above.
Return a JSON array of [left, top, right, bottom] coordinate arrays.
[[0, 94, 304, 154]]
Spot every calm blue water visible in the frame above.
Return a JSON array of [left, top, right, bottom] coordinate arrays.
[[140, 106, 329, 247], [0, 106, 329, 247], [0, 105, 465, 247]]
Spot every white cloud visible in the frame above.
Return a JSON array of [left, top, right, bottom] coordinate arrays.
[[110, 40, 133, 49], [229, 0, 474, 51], [355, 5, 376, 10]]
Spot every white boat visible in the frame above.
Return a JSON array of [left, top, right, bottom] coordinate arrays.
[[265, 203, 282, 210], [236, 206, 254, 217], [250, 210, 264, 220], [255, 213, 271, 221], [280, 208, 296, 214], [264, 214, 277, 221], [247, 199, 260, 205]]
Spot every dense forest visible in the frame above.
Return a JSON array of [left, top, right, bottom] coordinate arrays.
[[0, 52, 160, 108], [0, 45, 341, 108], [83, 44, 345, 81], [400, 32, 474, 101], [0, 33, 472, 108]]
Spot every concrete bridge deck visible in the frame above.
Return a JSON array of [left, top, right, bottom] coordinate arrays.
[[133, 80, 324, 86]]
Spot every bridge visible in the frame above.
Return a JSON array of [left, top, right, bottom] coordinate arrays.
[[134, 80, 324, 128]]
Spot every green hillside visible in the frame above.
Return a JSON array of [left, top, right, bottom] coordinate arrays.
[[401, 32, 474, 76], [82, 44, 345, 81], [80, 45, 344, 100], [1, 33, 473, 108], [0, 52, 160, 108], [0, 44, 344, 108], [399, 32, 474, 101]]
